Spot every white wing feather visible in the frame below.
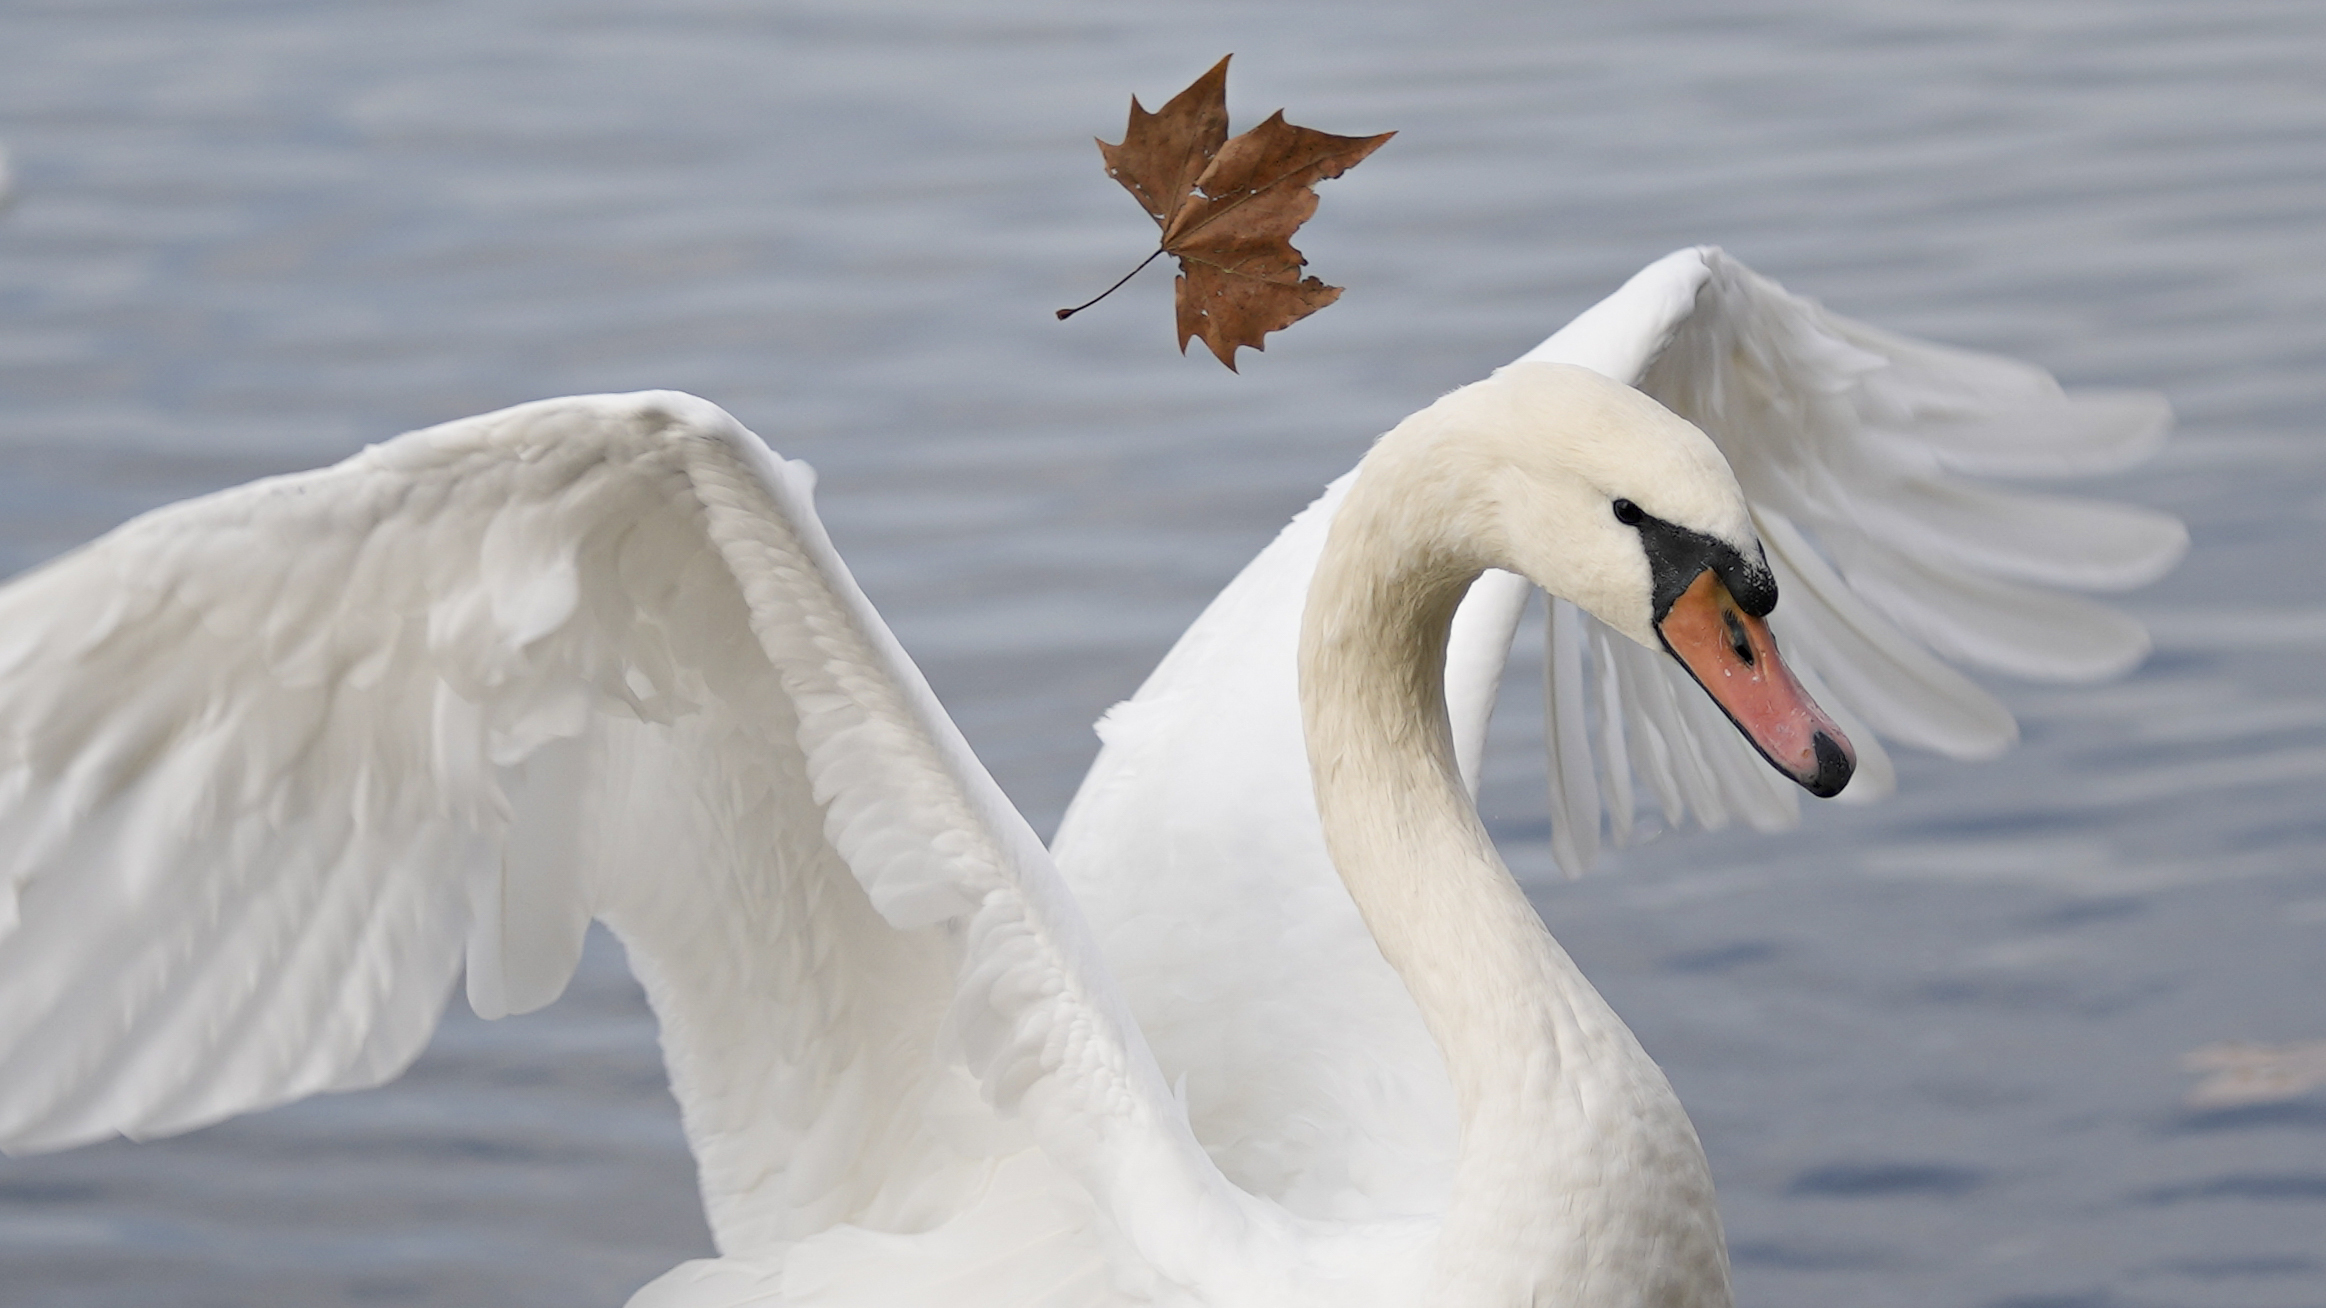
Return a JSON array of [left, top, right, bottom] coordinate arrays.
[[1517, 247, 2185, 851], [0, 391, 1204, 1301], [1054, 246, 2183, 1223]]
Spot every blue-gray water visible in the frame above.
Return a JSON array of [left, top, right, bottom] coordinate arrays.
[[1, 2, 2322, 1305]]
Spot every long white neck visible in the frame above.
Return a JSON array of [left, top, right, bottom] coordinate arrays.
[[1298, 425, 1732, 1308]]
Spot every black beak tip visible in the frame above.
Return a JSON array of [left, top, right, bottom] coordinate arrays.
[[1803, 731, 1853, 798]]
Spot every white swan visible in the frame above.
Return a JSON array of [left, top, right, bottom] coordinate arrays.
[[0, 248, 2180, 1307]]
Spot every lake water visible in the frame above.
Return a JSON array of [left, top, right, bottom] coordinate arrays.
[[0, 1, 2322, 1305]]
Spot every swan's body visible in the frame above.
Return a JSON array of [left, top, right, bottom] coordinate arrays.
[[0, 249, 2180, 1307]]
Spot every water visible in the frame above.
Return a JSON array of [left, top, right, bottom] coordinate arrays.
[[0, 1, 2321, 1304]]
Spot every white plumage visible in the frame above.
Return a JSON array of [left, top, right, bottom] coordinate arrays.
[[0, 249, 2180, 1307]]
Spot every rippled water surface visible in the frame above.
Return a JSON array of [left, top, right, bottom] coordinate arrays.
[[1, 2, 2322, 1305]]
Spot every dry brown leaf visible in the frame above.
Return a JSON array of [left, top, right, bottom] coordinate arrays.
[[1063, 56, 1393, 370]]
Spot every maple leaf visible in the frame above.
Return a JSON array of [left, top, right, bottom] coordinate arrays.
[[1059, 56, 1393, 371]]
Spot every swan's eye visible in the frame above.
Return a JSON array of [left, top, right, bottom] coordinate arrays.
[[1723, 608, 1755, 667], [1612, 498, 1644, 526]]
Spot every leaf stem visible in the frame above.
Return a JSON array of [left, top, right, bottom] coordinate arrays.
[[1056, 247, 1167, 320]]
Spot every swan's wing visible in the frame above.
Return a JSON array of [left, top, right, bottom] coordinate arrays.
[[0, 392, 1198, 1293], [1053, 246, 2183, 1223], [1511, 246, 2186, 868]]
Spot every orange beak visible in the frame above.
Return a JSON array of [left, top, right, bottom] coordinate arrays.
[[1656, 569, 1855, 797]]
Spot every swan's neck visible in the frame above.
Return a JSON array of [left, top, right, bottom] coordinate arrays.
[[1298, 437, 1730, 1308]]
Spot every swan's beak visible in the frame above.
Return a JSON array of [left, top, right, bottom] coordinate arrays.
[[1656, 568, 1855, 797]]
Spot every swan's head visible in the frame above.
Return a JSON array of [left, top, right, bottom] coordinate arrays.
[[1411, 361, 1853, 797]]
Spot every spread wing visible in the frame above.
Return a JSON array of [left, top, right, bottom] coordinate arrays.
[[1053, 246, 2183, 1221], [0, 392, 1200, 1298], [1510, 246, 2186, 868]]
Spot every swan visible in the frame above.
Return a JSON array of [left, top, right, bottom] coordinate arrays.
[[0, 247, 2181, 1307]]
